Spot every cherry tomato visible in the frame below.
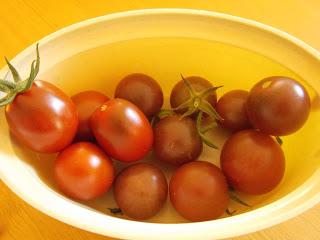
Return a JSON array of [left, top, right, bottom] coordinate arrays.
[[113, 163, 168, 220], [153, 115, 203, 165], [71, 90, 109, 141], [90, 98, 153, 162], [215, 90, 250, 131], [114, 73, 163, 118], [169, 161, 229, 222], [246, 76, 311, 136], [220, 129, 285, 195], [170, 76, 217, 115], [54, 142, 115, 200], [5, 80, 78, 153]]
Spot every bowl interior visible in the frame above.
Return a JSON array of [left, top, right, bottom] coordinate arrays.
[[1, 9, 320, 240]]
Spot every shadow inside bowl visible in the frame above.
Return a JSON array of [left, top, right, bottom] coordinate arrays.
[[10, 132, 58, 190]]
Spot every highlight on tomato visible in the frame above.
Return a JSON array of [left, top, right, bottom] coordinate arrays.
[[90, 98, 153, 162], [1, 44, 78, 153]]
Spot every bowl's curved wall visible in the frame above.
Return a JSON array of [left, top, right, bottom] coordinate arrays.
[[1, 9, 320, 240]]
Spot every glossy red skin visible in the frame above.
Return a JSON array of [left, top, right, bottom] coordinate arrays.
[[169, 161, 229, 222], [115, 73, 164, 118], [153, 115, 203, 165], [5, 80, 78, 153], [90, 98, 153, 162], [246, 76, 311, 136], [170, 76, 217, 115], [54, 142, 115, 200], [220, 130, 285, 195], [114, 163, 168, 220], [72, 90, 109, 141], [216, 90, 251, 131]]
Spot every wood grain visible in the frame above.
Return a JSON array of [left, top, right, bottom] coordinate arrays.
[[1, 0, 320, 239]]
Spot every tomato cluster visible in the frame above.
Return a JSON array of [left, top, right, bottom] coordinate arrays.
[[0, 46, 311, 222]]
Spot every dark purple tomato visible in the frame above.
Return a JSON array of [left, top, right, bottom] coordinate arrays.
[[115, 73, 163, 118], [246, 76, 310, 136], [153, 115, 203, 165], [113, 163, 168, 220], [215, 90, 250, 131]]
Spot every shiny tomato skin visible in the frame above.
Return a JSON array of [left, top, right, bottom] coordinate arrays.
[[115, 73, 163, 118], [215, 90, 250, 131], [246, 76, 310, 136], [72, 90, 109, 141], [90, 98, 153, 162], [153, 115, 203, 165], [220, 129, 285, 195], [113, 163, 168, 220], [169, 161, 229, 222], [5, 80, 78, 153], [54, 142, 115, 200]]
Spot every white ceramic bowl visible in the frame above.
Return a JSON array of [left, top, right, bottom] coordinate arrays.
[[1, 9, 320, 240]]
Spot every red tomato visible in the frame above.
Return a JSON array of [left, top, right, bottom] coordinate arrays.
[[71, 90, 109, 141], [90, 98, 153, 162], [220, 129, 285, 195], [215, 90, 250, 131], [54, 142, 115, 200], [5, 80, 78, 153], [246, 76, 310, 136], [170, 161, 229, 222]]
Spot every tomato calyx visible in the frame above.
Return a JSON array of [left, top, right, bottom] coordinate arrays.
[[0, 44, 40, 107], [151, 75, 222, 149], [174, 74, 223, 120], [196, 111, 218, 149], [108, 207, 123, 215]]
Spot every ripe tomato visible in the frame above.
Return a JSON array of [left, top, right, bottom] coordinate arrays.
[[5, 80, 78, 153], [170, 76, 218, 116], [71, 90, 109, 141], [90, 98, 153, 162], [54, 142, 115, 200], [169, 161, 229, 222], [220, 129, 285, 195], [153, 115, 203, 165], [246, 76, 310, 136], [114, 73, 163, 118], [113, 163, 168, 220], [215, 90, 250, 131]]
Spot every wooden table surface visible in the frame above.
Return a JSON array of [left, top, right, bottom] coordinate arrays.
[[1, 0, 320, 239]]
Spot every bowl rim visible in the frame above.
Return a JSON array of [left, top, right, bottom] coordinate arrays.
[[1, 8, 320, 240]]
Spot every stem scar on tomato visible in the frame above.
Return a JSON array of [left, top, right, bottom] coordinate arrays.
[[0, 43, 40, 106]]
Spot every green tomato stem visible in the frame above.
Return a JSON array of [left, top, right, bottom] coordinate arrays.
[[0, 43, 40, 106]]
